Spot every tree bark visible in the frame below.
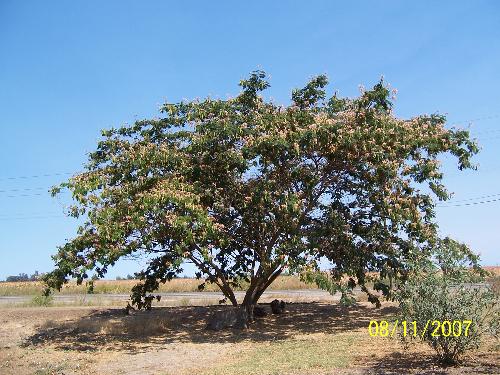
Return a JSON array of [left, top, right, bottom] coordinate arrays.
[[241, 277, 261, 321]]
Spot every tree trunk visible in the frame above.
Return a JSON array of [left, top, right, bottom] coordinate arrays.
[[241, 279, 261, 322], [240, 267, 283, 321], [243, 302, 255, 322], [252, 267, 283, 304], [209, 266, 284, 328]]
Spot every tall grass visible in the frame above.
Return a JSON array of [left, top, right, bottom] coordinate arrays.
[[0, 275, 316, 296]]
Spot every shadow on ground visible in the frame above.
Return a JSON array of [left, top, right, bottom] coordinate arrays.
[[19, 302, 499, 374], [23, 302, 397, 352]]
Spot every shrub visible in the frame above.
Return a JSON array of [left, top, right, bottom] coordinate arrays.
[[31, 294, 54, 307], [397, 238, 499, 365]]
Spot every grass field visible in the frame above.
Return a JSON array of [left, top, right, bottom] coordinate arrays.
[[0, 275, 317, 296]]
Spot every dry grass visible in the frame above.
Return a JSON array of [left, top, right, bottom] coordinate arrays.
[[0, 275, 315, 296], [206, 332, 358, 375], [1, 301, 498, 375], [484, 266, 500, 277], [40, 311, 172, 337]]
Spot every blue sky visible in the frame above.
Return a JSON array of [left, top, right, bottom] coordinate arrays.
[[0, 0, 499, 280]]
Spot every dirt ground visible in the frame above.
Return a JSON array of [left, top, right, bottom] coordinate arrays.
[[0, 302, 498, 375]]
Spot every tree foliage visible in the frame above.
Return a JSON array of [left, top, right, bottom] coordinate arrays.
[[43, 71, 477, 312]]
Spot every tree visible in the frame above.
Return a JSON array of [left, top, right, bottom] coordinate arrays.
[[7, 273, 30, 282], [6, 272, 43, 282], [43, 71, 477, 321]]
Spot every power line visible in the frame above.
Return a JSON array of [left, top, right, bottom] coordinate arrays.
[[437, 192, 500, 205], [0, 192, 48, 199], [0, 187, 50, 193], [437, 197, 500, 208], [0, 191, 69, 199], [0, 172, 73, 182], [1, 192, 46, 198]]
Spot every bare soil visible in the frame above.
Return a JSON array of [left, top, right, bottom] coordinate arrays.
[[0, 302, 498, 374]]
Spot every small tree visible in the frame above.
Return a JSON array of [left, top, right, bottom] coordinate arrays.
[[44, 71, 477, 321], [397, 238, 499, 364]]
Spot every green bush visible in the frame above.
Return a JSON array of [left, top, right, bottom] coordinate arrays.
[[397, 238, 499, 365], [30, 294, 54, 307]]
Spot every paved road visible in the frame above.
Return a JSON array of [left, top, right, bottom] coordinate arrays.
[[0, 289, 341, 306], [2, 283, 489, 306]]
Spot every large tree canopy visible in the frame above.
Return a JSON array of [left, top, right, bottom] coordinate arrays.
[[44, 71, 477, 313]]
